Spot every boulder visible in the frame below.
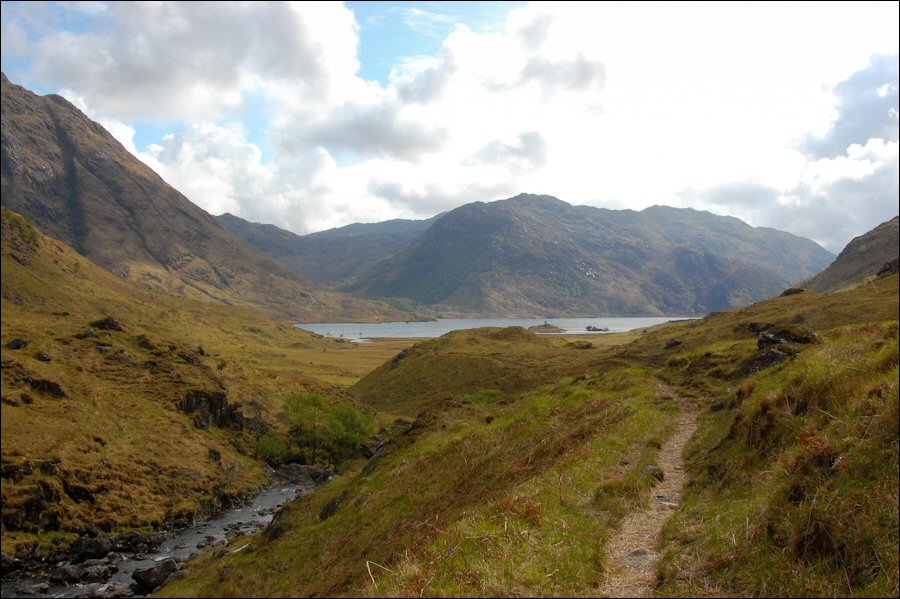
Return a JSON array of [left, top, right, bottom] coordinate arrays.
[[5, 338, 28, 349], [665, 339, 682, 349], [50, 564, 85, 583], [274, 463, 322, 486], [82, 564, 111, 581], [72, 535, 112, 559], [132, 558, 181, 592]]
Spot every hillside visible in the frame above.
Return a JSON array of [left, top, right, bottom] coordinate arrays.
[[158, 269, 898, 598], [801, 216, 899, 292], [0, 209, 406, 558], [217, 213, 438, 285], [344, 194, 834, 316], [0, 73, 408, 322]]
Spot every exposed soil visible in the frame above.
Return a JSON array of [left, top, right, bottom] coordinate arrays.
[[596, 382, 699, 598]]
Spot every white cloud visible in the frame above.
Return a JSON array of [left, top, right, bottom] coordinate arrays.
[[3, 1, 898, 253], [14, 1, 361, 121]]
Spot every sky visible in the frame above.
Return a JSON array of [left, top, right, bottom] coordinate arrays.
[[1, 1, 898, 253]]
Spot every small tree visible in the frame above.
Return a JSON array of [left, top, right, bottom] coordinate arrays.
[[281, 394, 373, 467]]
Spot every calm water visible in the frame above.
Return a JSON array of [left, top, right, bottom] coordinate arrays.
[[295, 316, 693, 342]]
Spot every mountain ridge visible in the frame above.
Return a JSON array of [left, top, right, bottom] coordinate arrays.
[[800, 215, 899, 292], [0, 73, 410, 322], [220, 194, 834, 317], [216, 212, 439, 285], [344, 193, 834, 316]]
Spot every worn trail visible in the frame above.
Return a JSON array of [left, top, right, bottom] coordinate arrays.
[[596, 383, 699, 598]]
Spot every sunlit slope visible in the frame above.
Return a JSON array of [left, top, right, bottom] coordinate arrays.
[[0, 209, 369, 556]]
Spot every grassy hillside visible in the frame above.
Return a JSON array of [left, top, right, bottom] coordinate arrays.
[[157, 272, 898, 597], [351, 326, 638, 418], [0, 209, 410, 557], [160, 363, 676, 598], [659, 319, 898, 596]]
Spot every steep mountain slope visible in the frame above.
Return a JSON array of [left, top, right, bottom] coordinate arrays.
[[0, 73, 406, 322], [0, 208, 386, 556], [345, 194, 834, 316], [801, 216, 899, 292], [217, 213, 438, 285]]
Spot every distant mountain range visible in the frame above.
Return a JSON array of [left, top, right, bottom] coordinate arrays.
[[800, 216, 899, 292], [0, 73, 838, 319], [0, 73, 409, 322], [223, 194, 834, 316], [217, 213, 439, 285]]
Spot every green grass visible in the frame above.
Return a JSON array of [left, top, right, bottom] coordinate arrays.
[[658, 321, 899, 597], [158, 367, 680, 597]]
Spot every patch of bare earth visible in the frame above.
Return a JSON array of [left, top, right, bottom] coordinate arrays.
[[596, 383, 699, 598]]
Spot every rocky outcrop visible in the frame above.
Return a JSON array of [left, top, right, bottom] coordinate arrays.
[[89, 316, 124, 331], [132, 558, 183, 593], [877, 258, 899, 277], [756, 325, 820, 349], [178, 390, 244, 430], [274, 463, 332, 486], [319, 492, 348, 521], [26, 377, 66, 398]]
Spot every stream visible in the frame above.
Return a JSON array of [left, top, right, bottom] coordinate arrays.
[[1, 480, 314, 598]]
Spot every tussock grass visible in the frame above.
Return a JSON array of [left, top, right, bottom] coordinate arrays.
[[658, 321, 899, 597], [159, 367, 679, 597], [1, 210, 413, 556]]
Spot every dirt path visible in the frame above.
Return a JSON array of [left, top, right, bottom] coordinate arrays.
[[596, 382, 699, 598]]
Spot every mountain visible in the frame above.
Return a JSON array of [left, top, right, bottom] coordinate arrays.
[[0, 73, 407, 322], [216, 213, 438, 285], [344, 194, 834, 316], [801, 216, 899, 292]]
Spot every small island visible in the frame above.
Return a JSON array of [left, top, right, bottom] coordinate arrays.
[[528, 321, 565, 333]]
